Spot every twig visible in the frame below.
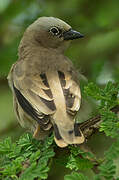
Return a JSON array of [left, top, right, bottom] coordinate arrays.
[[79, 105, 119, 137]]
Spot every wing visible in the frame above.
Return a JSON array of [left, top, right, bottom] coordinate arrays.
[[51, 70, 84, 147], [9, 63, 56, 130], [58, 70, 81, 116]]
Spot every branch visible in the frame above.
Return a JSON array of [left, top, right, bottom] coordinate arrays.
[[78, 105, 119, 137]]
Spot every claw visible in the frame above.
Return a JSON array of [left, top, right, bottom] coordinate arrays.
[[33, 124, 40, 138]]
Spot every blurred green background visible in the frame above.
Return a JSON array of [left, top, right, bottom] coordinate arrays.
[[0, 0, 119, 142]]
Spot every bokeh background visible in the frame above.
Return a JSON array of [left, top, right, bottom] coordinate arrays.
[[0, 0, 119, 144]]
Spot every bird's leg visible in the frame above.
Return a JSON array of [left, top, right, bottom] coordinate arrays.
[[33, 124, 40, 139]]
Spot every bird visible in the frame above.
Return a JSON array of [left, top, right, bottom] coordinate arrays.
[[7, 16, 85, 148]]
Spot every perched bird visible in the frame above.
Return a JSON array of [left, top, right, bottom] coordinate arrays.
[[8, 17, 85, 147]]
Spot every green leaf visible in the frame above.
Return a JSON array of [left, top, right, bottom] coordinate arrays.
[[84, 81, 119, 108], [66, 146, 94, 171], [0, 133, 55, 179], [84, 81, 119, 138], [30, 150, 41, 163], [0, 137, 16, 155], [100, 109, 119, 138], [84, 82, 102, 101], [64, 172, 89, 180], [69, 146, 96, 160], [66, 154, 93, 171], [1, 157, 23, 177], [105, 139, 119, 160], [19, 162, 49, 180], [98, 160, 116, 180]]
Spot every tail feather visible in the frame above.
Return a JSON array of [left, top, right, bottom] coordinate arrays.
[[53, 123, 84, 147], [54, 137, 68, 148]]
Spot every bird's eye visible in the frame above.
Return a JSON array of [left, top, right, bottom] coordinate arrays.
[[49, 27, 61, 36]]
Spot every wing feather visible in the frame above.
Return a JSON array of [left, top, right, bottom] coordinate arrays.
[[12, 70, 56, 130], [58, 70, 81, 116]]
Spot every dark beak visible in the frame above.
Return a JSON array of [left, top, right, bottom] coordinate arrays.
[[63, 29, 84, 40]]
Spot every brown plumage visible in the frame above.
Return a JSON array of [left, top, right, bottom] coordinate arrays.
[[8, 17, 85, 147]]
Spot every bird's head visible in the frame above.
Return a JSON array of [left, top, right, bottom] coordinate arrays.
[[21, 17, 84, 53]]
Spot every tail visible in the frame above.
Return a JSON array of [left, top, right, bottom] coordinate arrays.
[[53, 122, 85, 148]]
